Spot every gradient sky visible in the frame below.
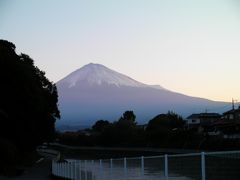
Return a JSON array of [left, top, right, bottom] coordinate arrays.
[[1, 0, 240, 102]]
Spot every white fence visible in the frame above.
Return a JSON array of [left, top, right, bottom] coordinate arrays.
[[52, 150, 240, 180]]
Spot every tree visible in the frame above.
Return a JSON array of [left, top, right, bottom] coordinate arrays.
[[92, 120, 110, 132], [0, 40, 60, 151], [146, 111, 184, 132], [146, 112, 185, 147], [118, 110, 136, 126], [110, 111, 137, 145]]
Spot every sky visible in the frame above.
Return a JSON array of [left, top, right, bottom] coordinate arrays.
[[1, 0, 240, 102]]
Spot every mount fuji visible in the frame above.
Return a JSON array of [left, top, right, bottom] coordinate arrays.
[[56, 63, 228, 129]]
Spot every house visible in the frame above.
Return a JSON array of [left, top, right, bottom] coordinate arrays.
[[210, 120, 240, 139], [222, 106, 240, 122], [186, 114, 200, 128], [186, 113, 221, 128], [186, 107, 240, 139], [210, 106, 240, 139]]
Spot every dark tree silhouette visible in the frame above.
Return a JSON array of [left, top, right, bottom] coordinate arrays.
[[146, 112, 185, 147], [146, 111, 184, 132], [109, 111, 137, 145], [118, 110, 136, 126], [92, 120, 110, 132], [0, 40, 60, 152]]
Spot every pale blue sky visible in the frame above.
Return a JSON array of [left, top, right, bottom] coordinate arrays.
[[1, 0, 240, 101]]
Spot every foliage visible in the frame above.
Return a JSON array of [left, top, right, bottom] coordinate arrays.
[[92, 120, 110, 132], [145, 111, 185, 147], [57, 109, 240, 151], [113, 111, 137, 145], [146, 111, 184, 132], [118, 111, 136, 124], [0, 39, 60, 151], [0, 138, 17, 175]]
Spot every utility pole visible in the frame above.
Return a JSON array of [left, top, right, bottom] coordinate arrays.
[[232, 98, 239, 110], [232, 98, 235, 110]]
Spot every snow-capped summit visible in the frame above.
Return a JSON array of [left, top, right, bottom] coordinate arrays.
[[58, 63, 162, 89], [56, 63, 228, 129]]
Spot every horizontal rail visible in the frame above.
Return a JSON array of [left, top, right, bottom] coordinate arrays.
[[52, 150, 240, 180]]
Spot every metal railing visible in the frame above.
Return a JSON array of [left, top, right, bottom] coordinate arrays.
[[52, 150, 240, 180]]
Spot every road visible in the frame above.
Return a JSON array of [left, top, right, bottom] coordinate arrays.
[[50, 142, 201, 154], [9, 149, 59, 180], [11, 158, 52, 180]]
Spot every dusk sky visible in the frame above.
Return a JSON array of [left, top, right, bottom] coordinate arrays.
[[1, 0, 240, 102]]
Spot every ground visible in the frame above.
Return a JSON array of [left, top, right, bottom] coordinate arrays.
[[10, 158, 52, 180]]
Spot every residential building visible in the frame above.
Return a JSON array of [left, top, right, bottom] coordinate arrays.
[[222, 106, 240, 122], [186, 113, 221, 128]]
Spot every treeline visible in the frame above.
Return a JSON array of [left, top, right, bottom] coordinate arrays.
[[57, 111, 240, 151]]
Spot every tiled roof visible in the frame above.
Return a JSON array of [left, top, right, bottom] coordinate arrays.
[[186, 114, 200, 119], [199, 113, 221, 117], [187, 113, 220, 119]]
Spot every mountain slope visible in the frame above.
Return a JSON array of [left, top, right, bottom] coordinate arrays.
[[58, 63, 165, 89], [56, 63, 228, 128]]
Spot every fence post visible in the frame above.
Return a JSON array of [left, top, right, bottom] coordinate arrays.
[[164, 154, 168, 180], [51, 161, 54, 175], [63, 163, 65, 178], [61, 163, 63, 178], [59, 163, 61, 177], [52, 161, 54, 175], [141, 156, 144, 179], [60, 163, 62, 177], [68, 162, 71, 178], [54, 161, 56, 176], [58, 163, 60, 177], [54, 162, 56, 176], [62, 163, 64, 177], [66, 162, 68, 178], [85, 160, 87, 180], [74, 160, 77, 180], [110, 158, 113, 180], [56, 162, 58, 176], [124, 157, 127, 180], [71, 161, 74, 179], [64, 162, 66, 178], [80, 160, 82, 180], [69, 162, 71, 179], [91, 160, 94, 180], [100, 159, 103, 179], [201, 152, 206, 180]]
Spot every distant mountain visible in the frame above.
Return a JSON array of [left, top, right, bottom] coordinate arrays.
[[56, 63, 229, 129], [58, 63, 165, 89]]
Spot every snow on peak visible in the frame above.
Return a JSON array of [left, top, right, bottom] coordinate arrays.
[[59, 63, 148, 88]]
